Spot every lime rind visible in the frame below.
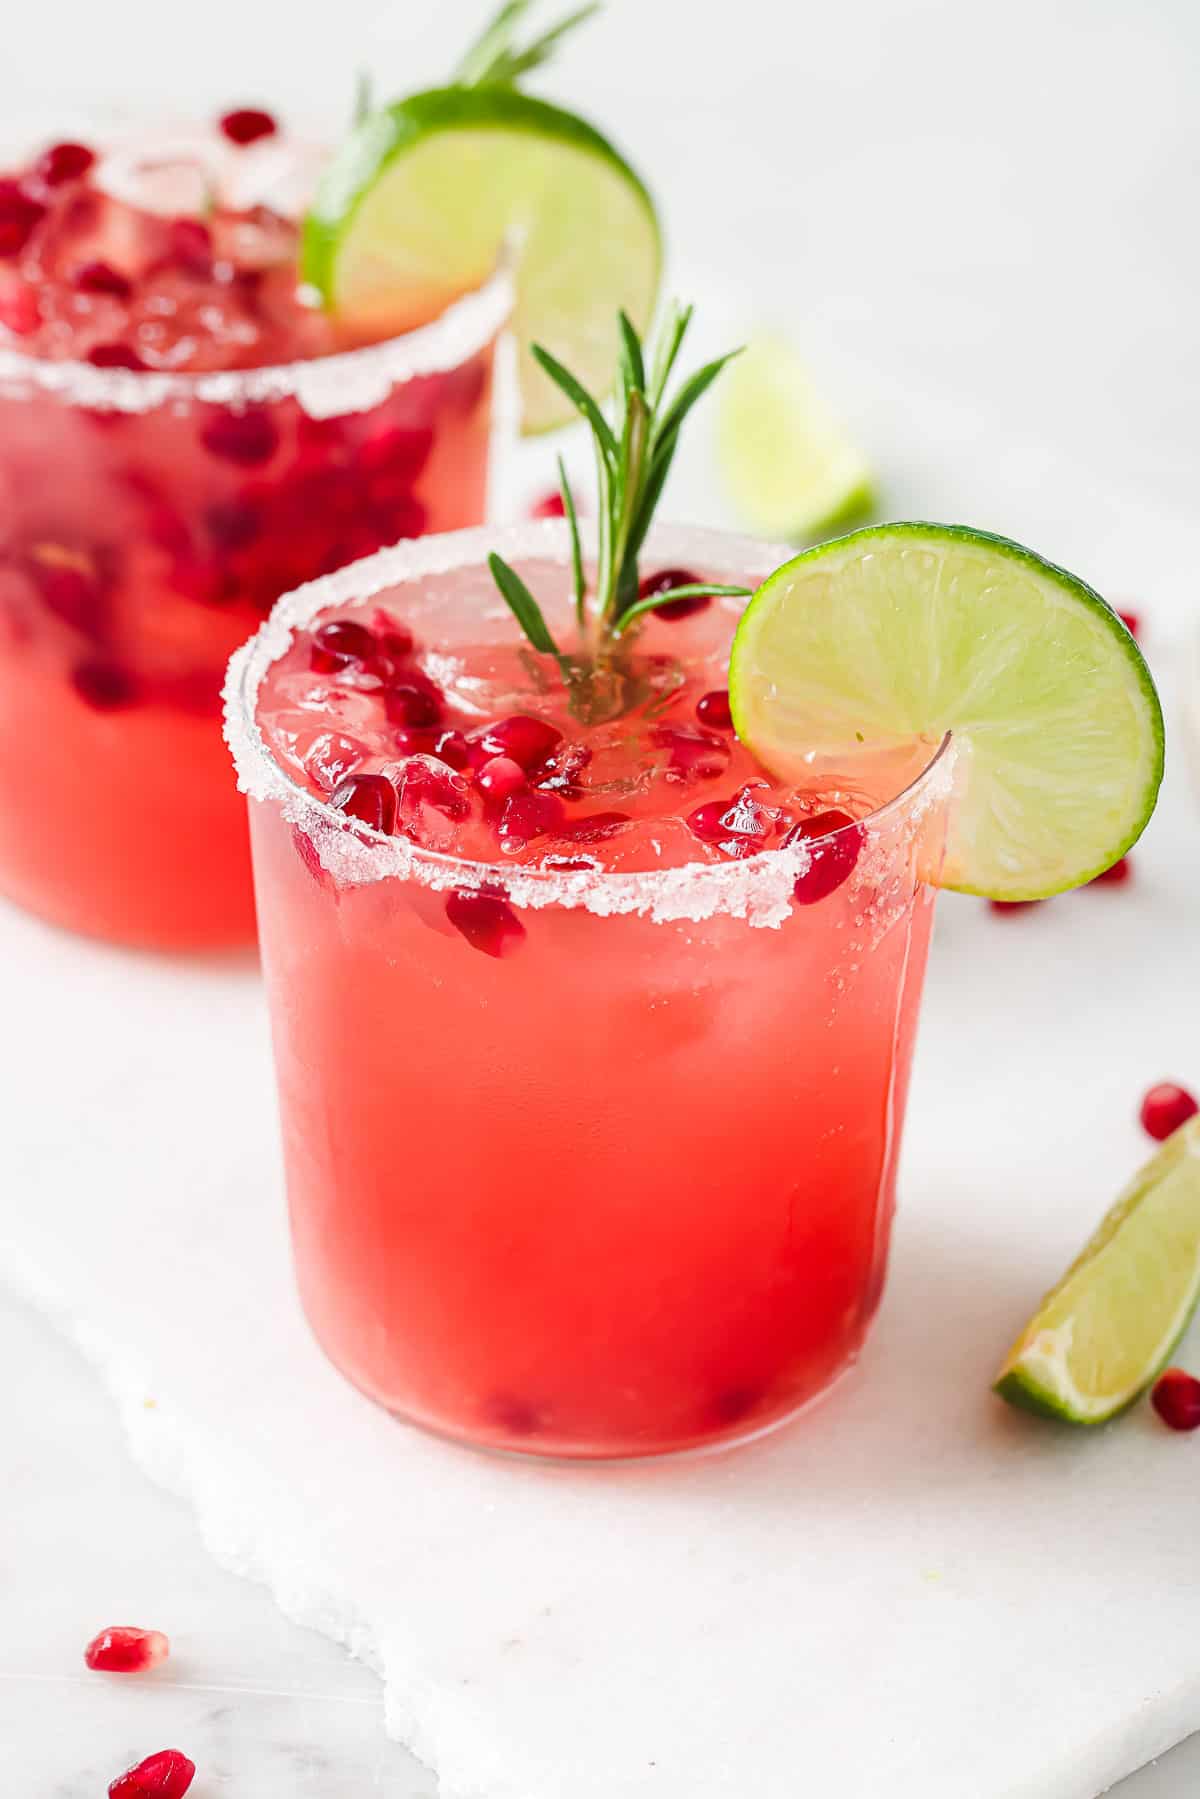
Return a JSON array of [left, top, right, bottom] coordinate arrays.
[[302, 87, 662, 434], [729, 523, 1164, 901], [995, 1117, 1200, 1424]]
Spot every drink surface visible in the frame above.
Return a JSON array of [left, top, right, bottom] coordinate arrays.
[[244, 543, 946, 1457], [255, 555, 936, 879], [0, 125, 497, 948], [0, 128, 376, 370]]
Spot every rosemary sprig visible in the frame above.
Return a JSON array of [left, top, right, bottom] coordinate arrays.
[[454, 0, 600, 89], [489, 302, 750, 668]]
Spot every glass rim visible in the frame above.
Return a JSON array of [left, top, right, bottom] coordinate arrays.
[[224, 520, 956, 928], [0, 260, 514, 418]]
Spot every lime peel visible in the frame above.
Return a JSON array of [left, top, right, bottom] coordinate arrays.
[[728, 522, 1164, 902], [302, 87, 661, 434], [995, 1118, 1200, 1425]]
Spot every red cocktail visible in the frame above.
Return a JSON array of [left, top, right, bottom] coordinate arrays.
[[229, 522, 953, 1459], [0, 124, 504, 947]]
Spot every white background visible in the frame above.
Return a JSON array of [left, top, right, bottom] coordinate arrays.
[[3, 0, 1199, 1792]]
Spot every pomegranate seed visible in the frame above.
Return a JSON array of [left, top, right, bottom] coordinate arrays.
[[85, 1626, 169, 1673], [432, 728, 470, 770], [35, 141, 96, 186], [687, 791, 773, 859], [1092, 856, 1131, 886], [1151, 1368, 1200, 1432], [1139, 1082, 1198, 1142], [219, 108, 278, 146], [377, 627, 415, 663], [108, 1748, 195, 1799], [530, 490, 566, 518], [1118, 609, 1141, 638], [497, 789, 566, 846], [87, 343, 147, 370], [695, 688, 733, 731], [384, 671, 444, 727], [392, 726, 439, 756], [28, 558, 104, 633], [446, 886, 526, 957], [638, 565, 710, 622], [72, 660, 138, 710], [200, 407, 279, 467], [786, 809, 864, 904], [74, 260, 132, 299], [330, 772, 397, 835], [310, 618, 376, 672], [359, 424, 433, 484], [989, 898, 1042, 913], [651, 722, 729, 783], [477, 755, 528, 802], [472, 714, 563, 771], [0, 179, 45, 256], [204, 497, 261, 551], [0, 278, 39, 334], [556, 811, 631, 843], [168, 218, 213, 277]]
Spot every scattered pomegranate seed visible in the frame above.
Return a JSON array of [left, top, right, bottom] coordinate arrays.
[[1117, 609, 1141, 638], [87, 343, 147, 370], [108, 1748, 195, 1799], [1151, 1368, 1200, 1432], [638, 565, 711, 622], [446, 886, 526, 957], [472, 714, 563, 771], [384, 671, 444, 727], [219, 108, 278, 146], [392, 725, 439, 757], [35, 141, 96, 186], [1091, 856, 1131, 886], [695, 688, 733, 731], [200, 406, 279, 467], [556, 811, 631, 843], [310, 618, 376, 672], [989, 898, 1042, 913], [497, 788, 566, 846], [530, 489, 566, 519], [786, 809, 864, 905], [330, 772, 397, 835], [72, 660, 138, 710], [74, 260, 133, 299], [377, 625, 415, 662], [169, 218, 214, 278], [1139, 1082, 1198, 1142], [0, 179, 46, 256], [28, 557, 104, 632], [477, 755, 528, 802], [85, 1626, 169, 1673], [687, 790, 773, 859]]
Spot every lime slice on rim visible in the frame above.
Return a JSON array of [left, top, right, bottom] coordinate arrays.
[[302, 87, 661, 434], [994, 1117, 1200, 1424], [728, 523, 1164, 900], [717, 336, 875, 541]]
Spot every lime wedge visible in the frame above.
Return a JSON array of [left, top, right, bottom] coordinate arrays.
[[717, 336, 875, 541], [302, 87, 661, 434], [995, 1118, 1200, 1423], [728, 523, 1163, 899]]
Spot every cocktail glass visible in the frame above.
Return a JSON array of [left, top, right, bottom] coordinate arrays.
[[226, 521, 955, 1459], [0, 137, 509, 950]]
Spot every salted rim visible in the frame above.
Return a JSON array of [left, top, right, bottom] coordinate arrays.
[[223, 520, 957, 928], [0, 260, 514, 419]]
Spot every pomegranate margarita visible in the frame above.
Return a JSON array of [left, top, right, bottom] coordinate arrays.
[[0, 121, 504, 947], [229, 521, 952, 1458]]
